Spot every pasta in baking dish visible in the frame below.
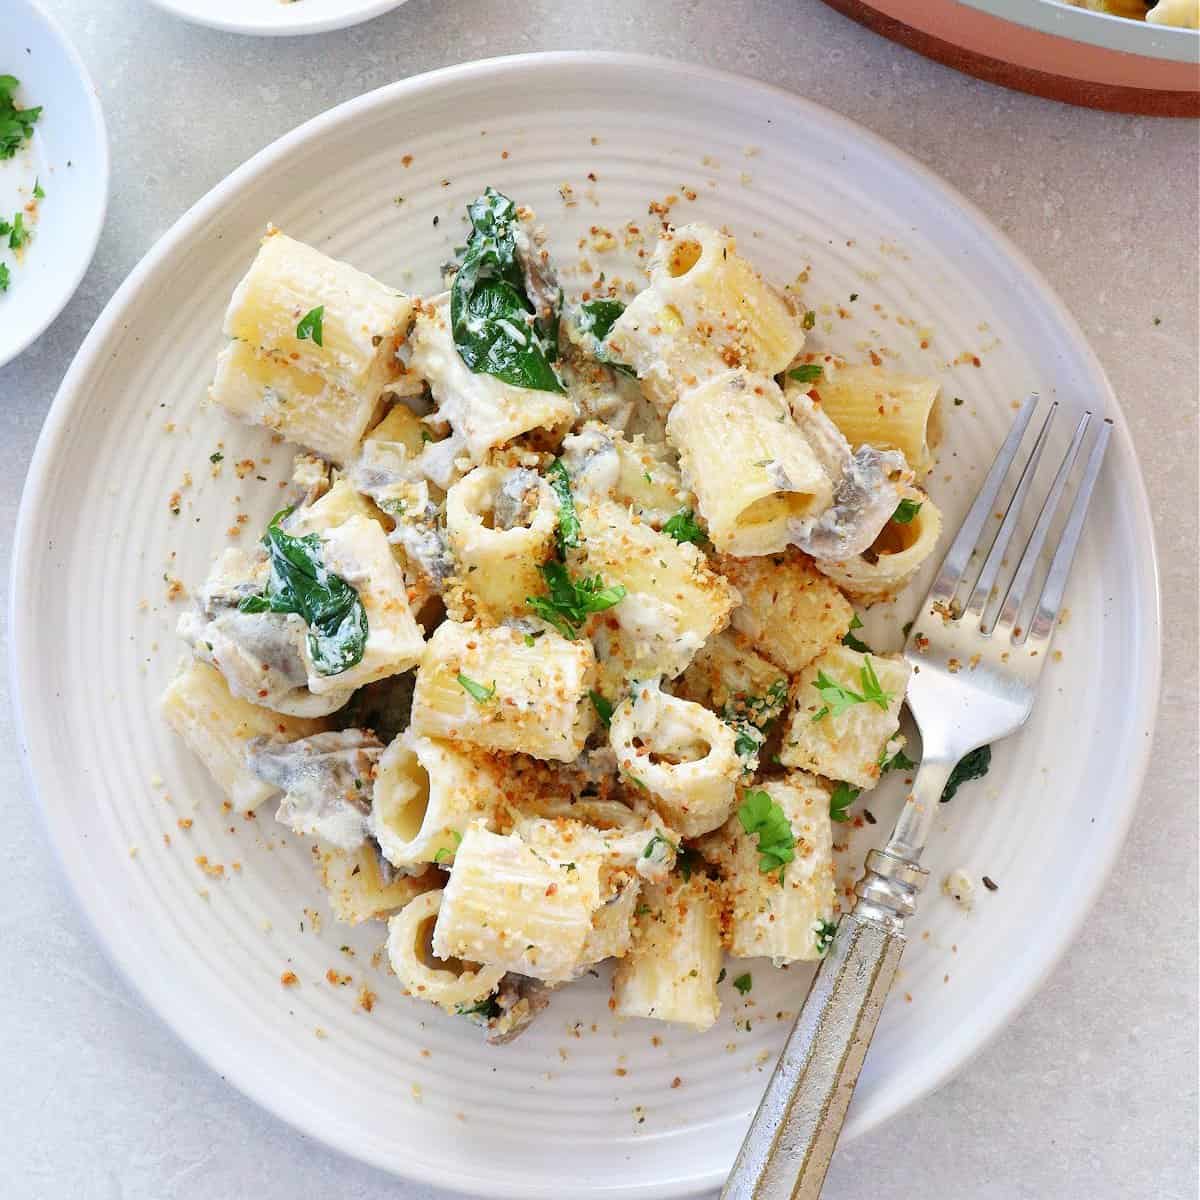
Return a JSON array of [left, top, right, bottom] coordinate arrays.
[[162, 187, 946, 1041]]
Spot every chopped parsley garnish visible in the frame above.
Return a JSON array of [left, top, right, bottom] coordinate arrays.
[[456, 673, 496, 704], [238, 508, 367, 676], [642, 831, 675, 862], [0, 76, 41, 161], [0, 263, 8, 294], [451, 187, 563, 393], [842, 612, 871, 654], [723, 679, 788, 771], [662, 508, 706, 546], [829, 781, 860, 822], [676, 846, 699, 882], [635, 903, 652, 916], [732, 973, 752, 995], [814, 918, 837, 956], [546, 458, 580, 554], [802, 309, 816, 330], [788, 363, 823, 385], [455, 995, 501, 1020], [588, 689, 614, 728], [295, 305, 325, 347], [737, 789, 795, 876], [880, 747, 916, 775], [940, 745, 991, 803], [526, 560, 625, 638], [209, 451, 224, 464], [731, 722, 765, 763], [433, 846, 453, 863], [811, 655, 893, 721], [892, 498, 922, 525], [32, 177, 44, 200], [717, 967, 727, 984], [8, 211, 26, 251]]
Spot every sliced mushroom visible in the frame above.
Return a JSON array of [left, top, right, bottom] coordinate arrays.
[[786, 389, 911, 560], [247, 729, 384, 851]]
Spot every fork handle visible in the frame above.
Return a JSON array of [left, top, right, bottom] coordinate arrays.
[[722, 851, 928, 1200]]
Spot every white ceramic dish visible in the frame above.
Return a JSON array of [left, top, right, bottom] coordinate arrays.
[[0, 0, 108, 369], [146, 0, 410, 37], [10, 54, 1160, 1199]]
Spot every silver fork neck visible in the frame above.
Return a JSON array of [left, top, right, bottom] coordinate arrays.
[[884, 758, 955, 864]]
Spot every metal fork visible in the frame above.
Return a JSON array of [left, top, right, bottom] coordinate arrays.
[[722, 394, 1112, 1200]]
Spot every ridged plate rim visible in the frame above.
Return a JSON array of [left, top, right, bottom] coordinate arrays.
[[10, 52, 1161, 1198]]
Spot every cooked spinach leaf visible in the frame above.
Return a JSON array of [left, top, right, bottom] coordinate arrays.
[[940, 745, 992, 803], [239, 509, 367, 676], [450, 187, 564, 393]]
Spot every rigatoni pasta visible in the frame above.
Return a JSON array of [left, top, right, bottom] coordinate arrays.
[[792, 363, 940, 475], [668, 370, 833, 555], [212, 230, 417, 463], [411, 619, 596, 761], [612, 875, 724, 1030], [163, 189, 951, 1043], [607, 222, 806, 411]]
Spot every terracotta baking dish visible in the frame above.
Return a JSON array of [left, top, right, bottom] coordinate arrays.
[[823, 0, 1199, 114]]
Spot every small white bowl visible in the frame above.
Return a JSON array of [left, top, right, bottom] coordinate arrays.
[[145, 0, 412, 37], [0, 0, 108, 369]]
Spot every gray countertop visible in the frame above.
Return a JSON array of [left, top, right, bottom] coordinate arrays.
[[1, 2, 1196, 1197]]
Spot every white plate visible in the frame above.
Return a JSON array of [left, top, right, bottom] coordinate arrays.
[[146, 0, 411, 37], [0, 0, 107, 368], [10, 54, 1160, 1199]]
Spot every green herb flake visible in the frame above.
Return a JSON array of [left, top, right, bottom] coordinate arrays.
[[940, 745, 992, 803], [811, 654, 893, 721], [588, 689, 614, 728], [33, 177, 44, 200], [736, 789, 795, 876], [8, 211, 26, 251], [788, 363, 823, 385], [829, 781, 860, 822], [802, 309, 816, 330], [642, 831, 675, 861], [859, 655, 893, 709], [676, 846, 698, 882], [546, 458, 580, 554], [732, 973, 752, 996], [433, 847, 453, 863], [209, 451, 224, 464], [662, 508, 706, 546], [0, 263, 8, 294], [451, 187, 564, 393], [238, 509, 367, 676], [295, 305, 325, 347], [815, 919, 837, 956], [455, 995, 501, 1020], [0, 77, 42, 161], [842, 612, 871, 654], [635, 903, 651, 917], [880, 747, 916, 775], [717, 967, 727, 984], [526, 560, 626, 638], [456, 673, 497, 704], [892, 498, 922, 525]]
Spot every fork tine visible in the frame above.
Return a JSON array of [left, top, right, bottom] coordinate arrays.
[[994, 411, 1092, 636], [1024, 419, 1112, 645], [927, 393, 1039, 608], [963, 402, 1057, 619]]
